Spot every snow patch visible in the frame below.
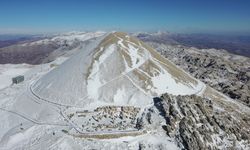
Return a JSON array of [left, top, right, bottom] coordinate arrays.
[[87, 44, 116, 100], [113, 87, 127, 104], [150, 71, 197, 95]]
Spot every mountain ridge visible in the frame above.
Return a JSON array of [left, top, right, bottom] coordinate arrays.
[[31, 32, 204, 108], [0, 31, 249, 149]]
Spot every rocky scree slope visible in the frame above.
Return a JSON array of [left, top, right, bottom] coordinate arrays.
[[141, 92, 250, 149], [143, 42, 250, 107]]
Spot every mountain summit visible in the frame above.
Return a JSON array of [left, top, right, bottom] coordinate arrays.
[[1, 32, 249, 150], [31, 32, 204, 107]]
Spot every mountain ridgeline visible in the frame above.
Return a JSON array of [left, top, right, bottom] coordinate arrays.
[[30, 32, 250, 149], [1, 32, 249, 149]]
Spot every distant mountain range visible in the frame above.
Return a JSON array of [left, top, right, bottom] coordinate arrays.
[[0, 32, 249, 65], [135, 32, 250, 57], [0, 32, 103, 64], [0, 35, 43, 48]]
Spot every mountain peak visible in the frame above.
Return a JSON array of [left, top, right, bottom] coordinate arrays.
[[32, 32, 205, 108]]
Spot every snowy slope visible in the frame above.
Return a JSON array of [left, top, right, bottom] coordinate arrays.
[[32, 32, 205, 107], [1, 32, 249, 150], [0, 64, 32, 90]]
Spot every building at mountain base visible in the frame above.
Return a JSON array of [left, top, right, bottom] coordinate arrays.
[[12, 75, 24, 84]]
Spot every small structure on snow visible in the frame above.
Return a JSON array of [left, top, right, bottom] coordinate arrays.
[[12, 75, 24, 84]]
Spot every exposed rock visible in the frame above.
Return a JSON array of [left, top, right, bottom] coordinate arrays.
[[143, 42, 250, 107], [141, 93, 250, 149]]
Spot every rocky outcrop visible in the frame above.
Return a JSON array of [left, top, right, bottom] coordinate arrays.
[[132, 87, 250, 149], [145, 42, 250, 107], [151, 93, 250, 150]]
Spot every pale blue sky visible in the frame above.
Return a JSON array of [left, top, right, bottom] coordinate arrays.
[[0, 0, 250, 34]]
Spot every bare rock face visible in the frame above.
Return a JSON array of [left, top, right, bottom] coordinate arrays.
[[136, 91, 250, 149], [145, 42, 250, 107], [150, 94, 250, 150]]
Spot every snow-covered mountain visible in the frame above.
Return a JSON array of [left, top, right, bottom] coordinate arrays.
[[32, 32, 204, 108], [0, 31, 105, 64], [0, 32, 249, 150], [26, 31, 106, 46]]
